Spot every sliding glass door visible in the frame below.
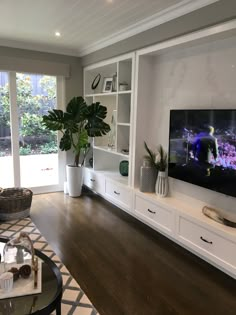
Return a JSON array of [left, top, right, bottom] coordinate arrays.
[[0, 72, 14, 187], [0, 71, 65, 193]]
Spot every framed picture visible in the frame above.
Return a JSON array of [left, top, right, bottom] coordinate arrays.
[[102, 77, 113, 93]]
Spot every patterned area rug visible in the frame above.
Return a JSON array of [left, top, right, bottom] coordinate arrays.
[[0, 218, 99, 315]]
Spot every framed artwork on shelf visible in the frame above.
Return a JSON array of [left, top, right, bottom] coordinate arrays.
[[102, 77, 113, 93]]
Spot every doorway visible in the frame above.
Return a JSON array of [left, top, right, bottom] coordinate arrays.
[[0, 71, 65, 193]]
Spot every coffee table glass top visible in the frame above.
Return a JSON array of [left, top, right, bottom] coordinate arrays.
[[0, 237, 62, 314]]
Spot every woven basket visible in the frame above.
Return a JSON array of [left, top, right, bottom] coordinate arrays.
[[0, 187, 33, 221]]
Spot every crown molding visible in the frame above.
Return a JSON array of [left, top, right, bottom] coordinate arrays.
[[78, 0, 219, 57]]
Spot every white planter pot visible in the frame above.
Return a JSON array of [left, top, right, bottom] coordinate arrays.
[[66, 165, 83, 197], [155, 171, 168, 197]]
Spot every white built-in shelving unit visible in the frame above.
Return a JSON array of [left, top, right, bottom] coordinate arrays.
[[83, 19, 236, 279], [83, 53, 135, 188]]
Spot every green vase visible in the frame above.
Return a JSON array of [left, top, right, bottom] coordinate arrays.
[[119, 161, 129, 176]]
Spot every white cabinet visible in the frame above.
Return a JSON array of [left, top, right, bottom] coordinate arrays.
[[176, 214, 236, 275], [134, 194, 174, 236]]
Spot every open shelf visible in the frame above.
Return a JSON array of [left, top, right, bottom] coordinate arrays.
[[85, 92, 117, 98], [117, 123, 130, 126], [118, 90, 132, 94], [93, 145, 129, 158]]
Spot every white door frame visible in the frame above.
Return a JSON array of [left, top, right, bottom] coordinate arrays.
[[9, 71, 20, 187], [7, 72, 66, 194]]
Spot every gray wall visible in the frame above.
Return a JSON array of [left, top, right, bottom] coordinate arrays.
[[0, 46, 83, 103], [82, 0, 236, 66]]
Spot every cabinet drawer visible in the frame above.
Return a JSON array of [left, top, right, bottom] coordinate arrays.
[[178, 216, 236, 271], [105, 180, 131, 210], [134, 195, 173, 234], [83, 169, 105, 195]]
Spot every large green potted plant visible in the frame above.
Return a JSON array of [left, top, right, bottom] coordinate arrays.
[[42, 96, 110, 197]]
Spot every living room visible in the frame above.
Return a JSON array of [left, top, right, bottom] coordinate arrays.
[[0, 1, 236, 314]]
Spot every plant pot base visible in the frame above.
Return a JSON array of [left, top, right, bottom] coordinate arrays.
[[66, 165, 83, 197]]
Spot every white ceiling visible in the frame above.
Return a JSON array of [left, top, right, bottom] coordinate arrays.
[[0, 0, 218, 57]]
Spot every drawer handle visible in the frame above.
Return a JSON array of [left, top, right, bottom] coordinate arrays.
[[148, 208, 156, 214], [90, 179, 95, 182], [200, 236, 213, 244], [114, 191, 120, 195]]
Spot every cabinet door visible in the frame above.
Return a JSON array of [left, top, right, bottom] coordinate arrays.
[[105, 179, 132, 210], [83, 169, 105, 195], [177, 215, 236, 275], [134, 195, 174, 235]]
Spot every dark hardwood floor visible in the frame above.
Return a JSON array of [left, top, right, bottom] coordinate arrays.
[[31, 189, 236, 315]]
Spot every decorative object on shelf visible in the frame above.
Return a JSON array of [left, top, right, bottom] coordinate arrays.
[[102, 77, 113, 93], [108, 109, 117, 149], [42, 96, 110, 197], [89, 157, 93, 167], [155, 171, 168, 197], [119, 82, 129, 91], [112, 72, 117, 92], [91, 73, 101, 91], [144, 142, 168, 197], [119, 160, 129, 176], [140, 157, 157, 193], [155, 145, 168, 197], [121, 149, 129, 155], [202, 205, 236, 228]]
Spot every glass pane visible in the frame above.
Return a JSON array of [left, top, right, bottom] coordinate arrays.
[[0, 72, 14, 187], [17, 73, 58, 187]]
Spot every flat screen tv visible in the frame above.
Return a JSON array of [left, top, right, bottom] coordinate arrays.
[[168, 109, 236, 198]]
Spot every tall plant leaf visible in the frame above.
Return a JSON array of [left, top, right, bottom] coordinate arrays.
[[42, 109, 65, 131], [144, 141, 157, 168], [66, 96, 88, 122], [59, 130, 71, 151], [86, 102, 110, 136]]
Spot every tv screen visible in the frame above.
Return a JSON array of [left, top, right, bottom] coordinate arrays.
[[168, 109, 236, 198]]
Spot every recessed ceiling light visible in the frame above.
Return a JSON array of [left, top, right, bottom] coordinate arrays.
[[55, 31, 61, 37], [106, 0, 113, 3]]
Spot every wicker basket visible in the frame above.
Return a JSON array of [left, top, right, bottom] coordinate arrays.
[[0, 187, 33, 221]]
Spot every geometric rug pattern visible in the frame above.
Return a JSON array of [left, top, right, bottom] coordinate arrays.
[[0, 218, 99, 315]]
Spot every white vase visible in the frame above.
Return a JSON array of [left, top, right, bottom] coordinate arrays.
[[155, 171, 168, 197], [66, 165, 83, 197]]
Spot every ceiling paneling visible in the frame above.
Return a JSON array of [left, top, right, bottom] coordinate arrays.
[[0, 0, 218, 56]]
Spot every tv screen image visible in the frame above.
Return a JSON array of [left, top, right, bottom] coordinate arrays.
[[168, 109, 236, 198]]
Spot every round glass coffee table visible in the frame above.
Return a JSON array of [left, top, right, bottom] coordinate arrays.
[[0, 237, 63, 315]]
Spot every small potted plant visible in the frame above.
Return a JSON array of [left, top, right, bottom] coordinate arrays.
[[144, 142, 168, 197], [42, 96, 110, 197]]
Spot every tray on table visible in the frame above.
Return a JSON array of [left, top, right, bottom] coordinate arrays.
[[0, 260, 42, 299]]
